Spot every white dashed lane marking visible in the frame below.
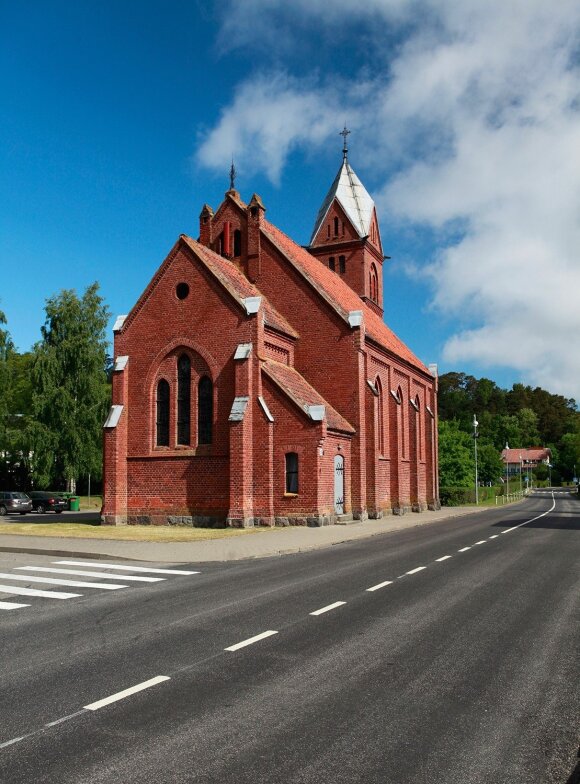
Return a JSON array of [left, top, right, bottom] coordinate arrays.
[[406, 566, 426, 575], [224, 630, 278, 651], [458, 547, 471, 552], [474, 540, 486, 545], [0, 600, 30, 610], [309, 601, 346, 616], [84, 676, 170, 711], [436, 555, 452, 562], [366, 580, 393, 592]]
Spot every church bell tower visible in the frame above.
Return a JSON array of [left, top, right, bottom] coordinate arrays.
[[308, 128, 386, 316]]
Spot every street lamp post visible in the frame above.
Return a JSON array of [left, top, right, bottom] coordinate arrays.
[[505, 443, 510, 501], [473, 415, 479, 505], [519, 453, 522, 496]]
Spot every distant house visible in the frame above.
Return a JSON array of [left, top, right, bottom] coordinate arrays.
[[501, 447, 551, 476]]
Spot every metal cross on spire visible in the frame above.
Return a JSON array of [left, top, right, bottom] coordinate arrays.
[[339, 125, 350, 161], [229, 159, 237, 191]]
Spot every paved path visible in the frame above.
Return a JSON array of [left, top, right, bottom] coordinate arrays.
[[0, 505, 493, 562]]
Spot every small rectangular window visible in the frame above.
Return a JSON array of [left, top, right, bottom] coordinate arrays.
[[339, 255, 345, 274], [329, 257, 335, 271], [285, 452, 299, 493]]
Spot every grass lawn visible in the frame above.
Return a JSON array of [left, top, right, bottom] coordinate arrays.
[[0, 521, 281, 542]]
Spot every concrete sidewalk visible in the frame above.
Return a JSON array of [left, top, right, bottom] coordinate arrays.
[[0, 505, 490, 563]]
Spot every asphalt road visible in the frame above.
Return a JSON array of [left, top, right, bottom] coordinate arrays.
[[0, 490, 578, 783]]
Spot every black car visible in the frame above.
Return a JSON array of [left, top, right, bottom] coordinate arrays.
[[27, 491, 68, 514], [0, 491, 32, 515]]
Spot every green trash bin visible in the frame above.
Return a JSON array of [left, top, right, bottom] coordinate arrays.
[[69, 496, 80, 512]]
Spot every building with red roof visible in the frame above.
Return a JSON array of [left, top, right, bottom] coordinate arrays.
[[102, 148, 440, 527], [501, 447, 551, 476]]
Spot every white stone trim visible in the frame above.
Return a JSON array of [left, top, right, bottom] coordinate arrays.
[[348, 310, 363, 328], [306, 404, 325, 421], [258, 396, 274, 422], [229, 396, 250, 422], [234, 343, 252, 360], [426, 405, 435, 418], [103, 404, 123, 429], [114, 355, 129, 371], [390, 389, 401, 404], [410, 397, 419, 411], [113, 315, 127, 332], [366, 379, 379, 396], [243, 296, 262, 315], [428, 363, 438, 378]]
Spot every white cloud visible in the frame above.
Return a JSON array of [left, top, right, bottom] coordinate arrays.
[[199, 0, 580, 398], [197, 73, 350, 184]]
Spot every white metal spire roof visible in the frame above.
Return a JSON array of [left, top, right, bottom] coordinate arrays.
[[310, 159, 376, 244]]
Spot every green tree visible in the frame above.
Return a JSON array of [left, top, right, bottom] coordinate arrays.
[[559, 427, 580, 480], [477, 442, 504, 484], [0, 308, 13, 422], [516, 408, 540, 446], [438, 420, 474, 488], [31, 283, 111, 490]]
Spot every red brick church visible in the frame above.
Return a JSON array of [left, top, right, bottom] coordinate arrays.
[[102, 140, 439, 527]]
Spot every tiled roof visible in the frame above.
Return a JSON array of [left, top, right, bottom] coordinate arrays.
[[262, 360, 355, 434], [310, 160, 375, 242], [501, 447, 551, 463], [261, 221, 430, 374], [181, 236, 298, 339]]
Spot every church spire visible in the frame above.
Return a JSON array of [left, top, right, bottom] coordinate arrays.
[[229, 159, 237, 191]]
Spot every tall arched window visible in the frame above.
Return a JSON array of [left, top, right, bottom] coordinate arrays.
[[156, 379, 170, 447], [329, 256, 336, 271], [177, 354, 191, 445], [334, 216, 339, 236], [285, 452, 299, 493], [376, 377, 384, 455], [370, 264, 379, 302], [339, 255, 346, 274], [198, 376, 213, 444]]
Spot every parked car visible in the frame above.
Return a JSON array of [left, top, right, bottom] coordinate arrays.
[[0, 491, 32, 515], [27, 491, 68, 514]]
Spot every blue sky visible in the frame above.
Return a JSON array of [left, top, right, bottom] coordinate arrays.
[[2, 0, 580, 398]]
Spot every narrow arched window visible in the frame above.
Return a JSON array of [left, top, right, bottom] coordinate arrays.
[[327, 224, 330, 238], [156, 379, 170, 446], [198, 376, 213, 444], [376, 377, 384, 455], [177, 354, 191, 445], [334, 217, 339, 236], [370, 264, 378, 302], [233, 229, 241, 257], [329, 256, 335, 271], [285, 452, 299, 493], [339, 255, 346, 274]]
